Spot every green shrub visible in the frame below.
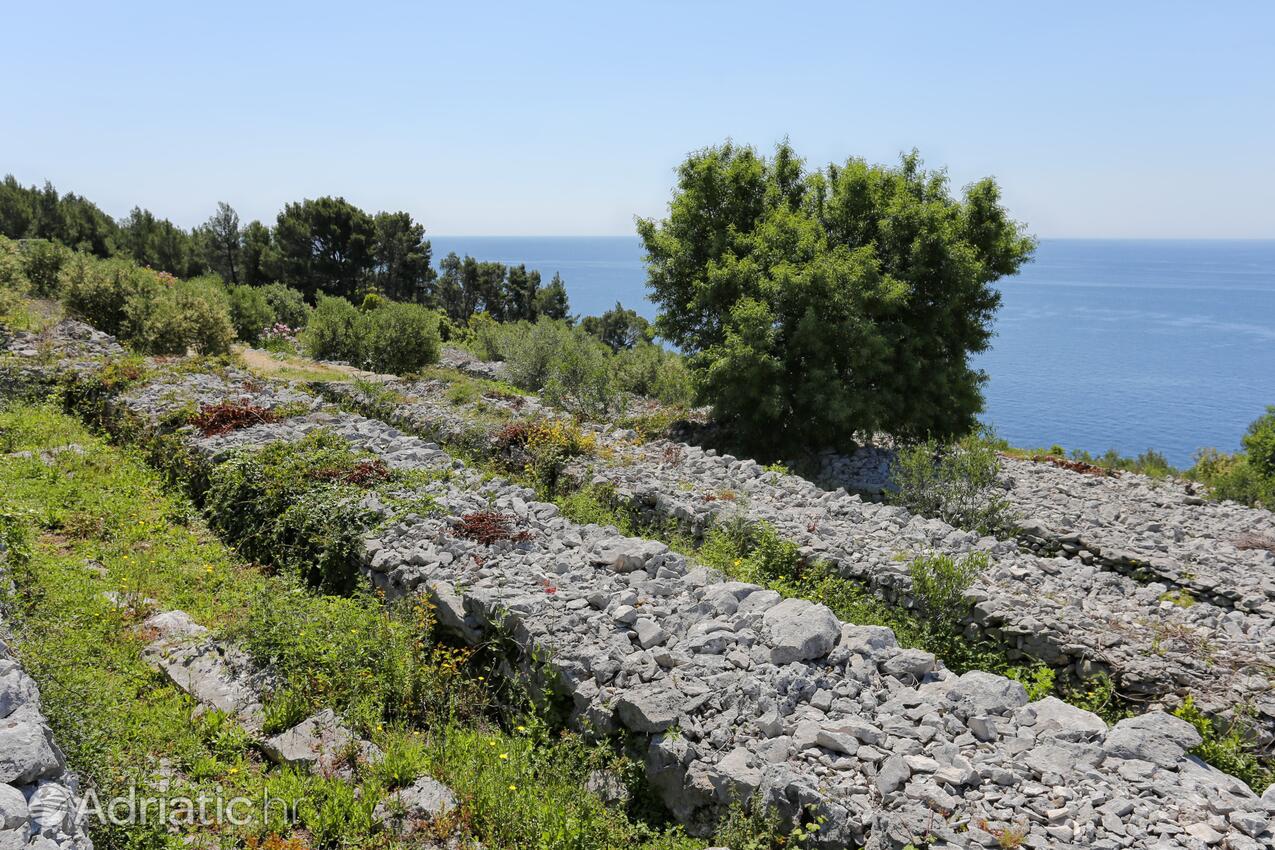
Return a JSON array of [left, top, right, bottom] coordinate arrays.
[[541, 333, 616, 419], [890, 431, 1017, 536], [60, 254, 155, 336], [236, 590, 481, 734], [1190, 448, 1274, 510], [907, 551, 989, 626], [638, 142, 1035, 457], [120, 276, 235, 356], [503, 318, 572, 390], [614, 341, 695, 406], [226, 283, 275, 343], [362, 301, 441, 375], [259, 282, 310, 329], [302, 294, 364, 363], [19, 239, 70, 297], [1241, 406, 1275, 480], [203, 431, 380, 589], [1173, 696, 1272, 793]]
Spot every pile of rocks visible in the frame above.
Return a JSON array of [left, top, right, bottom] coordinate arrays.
[[94, 366, 1275, 848], [322, 375, 1275, 749], [1, 522, 95, 849]]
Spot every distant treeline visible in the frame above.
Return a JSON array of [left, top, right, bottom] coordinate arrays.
[[0, 176, 569, 324]]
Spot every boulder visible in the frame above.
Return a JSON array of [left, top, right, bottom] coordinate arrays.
[[0, 720, 62, 785], [616, 685, 682, 733], [761, 598, 839, 665], [1103, 712, 1201, 769], [262, 709, 381, 773], [1020, 696, 1108, 741]]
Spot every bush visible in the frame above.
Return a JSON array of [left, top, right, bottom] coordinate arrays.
[[503, 318, 572, 390], [1190, 448, 1274, 510], [259, 282, 310, 329], [638, 142, 1035, 456], [302, 295, 364, 364], [362, 301, 440, 374], [890, 431, 1017, 536], [203, 430, 382, 589], [121, 276, 236, 356], [908, 551, 989, 625], [226, 284, 275, 343], [60, 254, 155, 336], [19, 239, 70, 297], [614, 341, 695, 406], [1241, 406, 1275, 480]]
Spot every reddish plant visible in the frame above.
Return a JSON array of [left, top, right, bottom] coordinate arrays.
[[1027, 453, 1118, 477], [452, 511, 533, 545], [311, 459, 392, 487], [189, 400, 279, 437], [1235, 532, 1275, 554]]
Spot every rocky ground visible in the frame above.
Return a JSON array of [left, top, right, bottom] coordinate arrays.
[[322, 371, 1275, 754], [4, 325, 1275, 849]]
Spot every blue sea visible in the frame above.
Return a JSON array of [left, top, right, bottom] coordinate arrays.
[[431, 236, 1275, 467]]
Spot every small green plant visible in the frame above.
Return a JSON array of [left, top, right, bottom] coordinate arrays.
[[1173, 696, 1273, 793], [890, 430, 1018, 536], [1159, 589, 1195, 608], [262, 687, 311, 735], [907, 550, 989, 625]]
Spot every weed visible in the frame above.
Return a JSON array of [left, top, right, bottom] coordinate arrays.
[[189, 399, 279, 436], [453, 511, 533, 545]]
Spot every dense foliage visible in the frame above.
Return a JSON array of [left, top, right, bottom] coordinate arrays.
[[639, 142, 1035, 455], [0, 176, 572, 325], [302, 295, 441, 374]]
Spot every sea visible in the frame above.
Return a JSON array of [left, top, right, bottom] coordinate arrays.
[[430, 236, 1275, 468]]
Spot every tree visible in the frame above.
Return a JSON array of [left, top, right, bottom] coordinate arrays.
[[505, 264, 541, 321], [431, 252, 467, 321], [536, 272, 570, 320], [0, 175, 36, 238], [638, 141, 1035, 456], [581, 301, 652, 351], [371, 211, 433, 301], [241, 220, 278, 285], [274, 197, 375, 299], [201, 202, 242, 284]]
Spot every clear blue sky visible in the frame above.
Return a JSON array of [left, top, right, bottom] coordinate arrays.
[[3, 1, 1272, 237]]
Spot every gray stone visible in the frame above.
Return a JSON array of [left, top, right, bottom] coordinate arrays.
[[0, 784, 27, 831], [374, 775, 457, 835], [616, 685, 681, 733], [1020, 696, 1107, 741], [262, 709, 380, 772], [941, 670, 1028, 717], [1103, 712, 1202, 768], [0, 720, 61, 784], [634, 618, 668, 649], [761, 598, 839, 665], [881, 647, 936, 679], [876, 754, 911, 796]]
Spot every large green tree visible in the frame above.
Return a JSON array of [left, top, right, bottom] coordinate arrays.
[[274, 196, 375, 298], [200, 201, 242, 284], [638, 142, 1035, 456], [371, 211, 434, 301]]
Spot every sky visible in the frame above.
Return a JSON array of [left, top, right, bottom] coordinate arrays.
[[3, 1, 1273, 238]]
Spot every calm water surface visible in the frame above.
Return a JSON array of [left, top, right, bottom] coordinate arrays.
[[431, 236, 1275, 467]]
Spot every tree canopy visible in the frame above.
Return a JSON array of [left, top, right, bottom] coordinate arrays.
[[638, 142, 1035, 456]]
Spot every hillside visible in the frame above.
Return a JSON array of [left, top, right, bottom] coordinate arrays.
[[2, 315, 1274, 849]]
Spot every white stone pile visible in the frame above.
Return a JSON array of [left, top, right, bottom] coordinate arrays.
[[95, 367, 1275, 849]]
